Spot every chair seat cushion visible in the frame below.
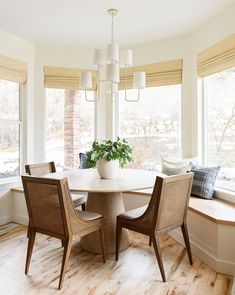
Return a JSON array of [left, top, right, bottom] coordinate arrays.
[[71, 193, 87, 207], [118, 205, 147, 220], [76, 209, 102, 221]]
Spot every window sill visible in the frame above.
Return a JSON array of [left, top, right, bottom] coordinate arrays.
[[0, 177, 21, 191], [214, 187, 235, 204]]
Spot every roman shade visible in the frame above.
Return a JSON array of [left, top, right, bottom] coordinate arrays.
[[44, 66, 97, 90], [0, 54, 27, 83], [197, 34, 235, 77], [119, 59, 182, 90]]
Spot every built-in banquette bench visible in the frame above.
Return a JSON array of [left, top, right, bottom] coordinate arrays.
[[11, 186, 235, 275], [126, 188, 235, 225]]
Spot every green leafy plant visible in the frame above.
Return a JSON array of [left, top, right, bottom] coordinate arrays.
[[86, 137, 133, 168]]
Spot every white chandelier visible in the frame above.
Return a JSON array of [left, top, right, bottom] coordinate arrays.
[[80, 8, 146, 102]]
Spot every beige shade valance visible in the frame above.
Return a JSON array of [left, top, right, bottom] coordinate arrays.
[[119, 59, 182, 90], [197, 34, 235, 77], [44, 66, 97, 90], [0, 54, 27, 84]]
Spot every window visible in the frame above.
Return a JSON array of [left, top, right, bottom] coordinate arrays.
[[0, 79, 21, 179], [119, 85, 181, 169], [46, 89, 95, 168], [203, 68, 235, 192]]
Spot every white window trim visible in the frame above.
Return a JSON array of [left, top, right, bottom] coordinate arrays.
[[200, 79, 208, 165], [0, 82, 23, 185], [201, 77, 235, 202]]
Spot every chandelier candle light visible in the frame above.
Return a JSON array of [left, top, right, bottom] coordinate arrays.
[[80, 9, 146, 102]]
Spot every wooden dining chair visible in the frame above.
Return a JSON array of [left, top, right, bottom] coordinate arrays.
[[25, 162, 87, 210], [21, 175, 105, 290], [116, 172, 194, 282]]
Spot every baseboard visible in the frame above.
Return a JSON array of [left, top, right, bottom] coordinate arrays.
[[12, 214, 28, 225], [169, 229, 235, 276], [0, 214, 12, 226], [232, 278, 235, 295]]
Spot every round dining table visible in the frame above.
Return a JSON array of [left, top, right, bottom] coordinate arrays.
[[46, 168, 161, 254]]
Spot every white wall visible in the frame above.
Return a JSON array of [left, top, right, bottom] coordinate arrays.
[[0, 188, 12, 225]]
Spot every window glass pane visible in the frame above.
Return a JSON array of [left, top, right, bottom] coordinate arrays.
[[46, 88, 65, 167], [46, 89, 95, 168], [0, 123, 20, 178], [119, 85, 181, 169], [0, 79, 20, 120], [206, 69, 235, 191]]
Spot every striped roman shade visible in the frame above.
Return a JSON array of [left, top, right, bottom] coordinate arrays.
[[0, 54, 27, 83], [197, 34, 235, 77], [44, 66, 97, 90], [119, 59, 182, 90]]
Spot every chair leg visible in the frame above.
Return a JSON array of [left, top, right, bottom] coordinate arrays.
[[58, 239, 72, 290], [181, 222, 193, 265], [99, 228, 106, 263], [116, 220, 122, 261], [151, 234, 166, 282], [26, 224, 30, 238], [149, 236, 152, 246], [25, 230, 36, 275], [81, 203, 86, 211]]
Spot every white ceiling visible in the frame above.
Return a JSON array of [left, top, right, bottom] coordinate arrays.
[[0, 0, 234, 48]]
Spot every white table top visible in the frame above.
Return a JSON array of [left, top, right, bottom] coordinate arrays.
[[45, 168, 164, 193]]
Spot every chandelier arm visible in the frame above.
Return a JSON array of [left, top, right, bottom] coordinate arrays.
[[84, 88, 99, 102], [124, 66, 128, 101], [111, 12, 114, 43], [124, 88, 141, 102], [111, 81, 114, 103], [95, 65, 101, 102]]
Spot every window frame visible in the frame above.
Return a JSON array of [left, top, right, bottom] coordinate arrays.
[[0, 81, 23, 183], [201, 70, 235, 193]]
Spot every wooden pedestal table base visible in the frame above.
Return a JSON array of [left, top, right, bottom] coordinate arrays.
[[80, 192, 130, 254]]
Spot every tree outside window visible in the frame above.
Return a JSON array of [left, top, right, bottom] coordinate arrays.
[[205, 69, 235, 191], [119, 85, 181, 170], [0, 79, 21, 179]]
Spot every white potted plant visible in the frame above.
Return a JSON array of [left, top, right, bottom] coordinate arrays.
[[86, 137, 133, 179]]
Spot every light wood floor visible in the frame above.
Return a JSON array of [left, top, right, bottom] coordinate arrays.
[[0, 224, 233, 295]]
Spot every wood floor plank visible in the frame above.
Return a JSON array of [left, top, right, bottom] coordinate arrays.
[[0, 224, 233, 295]]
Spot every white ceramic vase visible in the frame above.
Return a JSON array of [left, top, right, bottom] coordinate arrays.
[[96, 158, 120, 179]]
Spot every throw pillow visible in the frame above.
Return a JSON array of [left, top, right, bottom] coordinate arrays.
[[161, 156, 193, 176], [79, 153, 91, 169], [190, 165, 220, 200], [161, 162, 189, 176]]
